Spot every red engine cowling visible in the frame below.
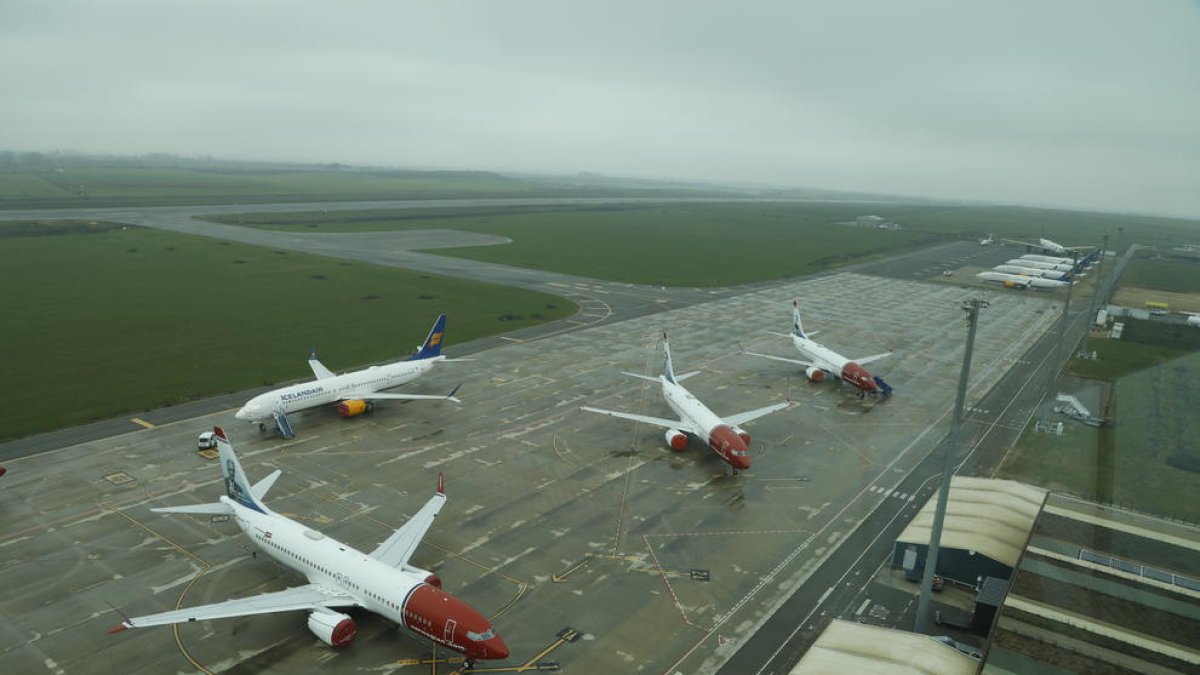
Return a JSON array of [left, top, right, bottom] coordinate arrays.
[[805, 366, 826, 383], [307, 610, 356, 647], [0, 467, 6, 478], [336, 399, 373, 418], [664, 428, 688, 451], [424, 573, 443, 588], [732, 426, 751, 445]]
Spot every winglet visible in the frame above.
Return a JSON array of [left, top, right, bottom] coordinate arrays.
[[108, 622, 130, 634], [214, 426, 227, 442], [437, 473, 445, 496], [447, 383, 462, 402]]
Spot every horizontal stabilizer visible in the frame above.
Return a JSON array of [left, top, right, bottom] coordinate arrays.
[[251, 470, 282, 501], [619, 371, 662, 383], [674, 370, 701, 382], [151, 502, 233, 516]]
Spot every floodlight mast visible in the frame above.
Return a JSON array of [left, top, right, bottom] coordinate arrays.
[[914, 298, 988, 634]]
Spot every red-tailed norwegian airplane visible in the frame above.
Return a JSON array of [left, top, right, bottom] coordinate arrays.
[[743, 302, 893, 398], [110, 427, 508, 669], [582, 333, 790, 474]]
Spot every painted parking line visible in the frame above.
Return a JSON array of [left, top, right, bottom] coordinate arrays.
[[130, 418, 156, 429]]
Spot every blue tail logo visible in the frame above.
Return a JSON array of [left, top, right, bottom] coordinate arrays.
[[661, 332, 677, 384], [214, 427, 266, 514], [792, 301, 808, 339], [410, 314, 448, 361]]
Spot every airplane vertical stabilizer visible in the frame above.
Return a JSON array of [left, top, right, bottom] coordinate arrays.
[[215, 427, 268, 514], [661, 332, 677, 384], [792, 301, 808, 339], [409, 314, 448, 361]]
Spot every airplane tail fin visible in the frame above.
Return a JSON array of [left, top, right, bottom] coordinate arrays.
[[214, 427, 268, 514], [661, 332, 677, 384], [792, 301, 808, 339], [409, 314, 447, 361]]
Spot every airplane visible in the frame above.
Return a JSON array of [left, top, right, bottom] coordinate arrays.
[[741, 301, 893, 398], [236, 314, 460, 438], [1019, 254, 1078, 266], [975, 271, 1072, 289], [581, 333, 790, 474], [1008, 258, 1074, 272], [979, 234, 994, 245], [109, 427, 509, 668], [1000, 237, 1091, 256], [993, 264, 1075, 280]]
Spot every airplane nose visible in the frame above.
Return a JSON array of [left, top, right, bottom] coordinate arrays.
[[235, 406, 250, 420], [487, 635, 510, 660]]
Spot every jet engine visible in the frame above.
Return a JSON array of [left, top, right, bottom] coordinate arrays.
[[402, 565, 443, 588], [664, 428, 689, 451], [805, 366, 826, 382], [732, 426, 751, 445], [307, 610, 356, 647], [336, 399, 373, 418]]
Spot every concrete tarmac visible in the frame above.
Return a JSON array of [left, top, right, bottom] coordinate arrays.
[[0, 271, 1058, 674]]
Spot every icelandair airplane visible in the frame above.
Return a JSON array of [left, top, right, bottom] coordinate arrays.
[[237, 314, 460, 438], [582, 333, 790, 474], [110, 427, 509, 667], [976, 271, 1072, 289], [742, 302, 893, 397]]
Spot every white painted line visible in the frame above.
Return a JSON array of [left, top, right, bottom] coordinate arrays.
[[817, 586, 835, 604], [854, 598, 871, 617]]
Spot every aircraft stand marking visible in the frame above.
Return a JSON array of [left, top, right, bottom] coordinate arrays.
[[397, 627, 581, 673], [130, 417, 157, 429], [102, 502, 218, 675]]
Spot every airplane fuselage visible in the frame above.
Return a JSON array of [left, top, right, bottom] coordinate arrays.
[[792, 336, 877, 393], [238, 357, 443, 422], [227, 496, 505, 660], [1007, 259, 1073, 272], [994, 264, 1069, 280], [660, 378, 749, 470]]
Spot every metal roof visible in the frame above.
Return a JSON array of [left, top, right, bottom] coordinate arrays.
[[897, 477, 1047, 568], [790, 620, 978, 675]]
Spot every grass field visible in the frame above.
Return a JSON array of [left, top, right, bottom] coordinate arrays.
[[207, 203, 944, 286], [1064, 336, 1192, 381], [1117, 257, 1200, 294], [0, 221, 575, 439]]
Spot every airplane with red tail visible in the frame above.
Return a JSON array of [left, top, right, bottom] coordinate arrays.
[[743, 301, 893, 398], [582, 333, 790, 475], [109, 427, 508, 669]]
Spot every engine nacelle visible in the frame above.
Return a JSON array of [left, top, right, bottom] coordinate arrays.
[[336, 399, 373, 418], [307, 610, 356, 647], [805, 366, 826, 383], [732, 426, 751, 445], [664, 428, 689, 451]]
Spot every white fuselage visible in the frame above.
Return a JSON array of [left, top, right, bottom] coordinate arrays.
[[792, 335, 848, 376], [661, 378, 724, 438], [1020, 254, 1076, 265], [238, 357, 442, 421], [976, 271, 1069, 289], [1008, 258, 1073, 272], [994, 264, 1068, 279], [229, 498, 423, 630]]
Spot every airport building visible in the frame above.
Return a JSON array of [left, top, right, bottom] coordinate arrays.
[[892, 477, 1047, 587], [789, 620, 978, 675]]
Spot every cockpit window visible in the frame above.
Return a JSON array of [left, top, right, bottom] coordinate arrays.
[[466, 628, 495, 641]]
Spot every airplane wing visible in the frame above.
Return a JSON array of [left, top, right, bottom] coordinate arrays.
[[369, 476, 447, 568], [741, 349, 813, 368], [112, 584, 357, 630], [308, 357, 336, 380], [999, 238, 1039, 248], [346, 384, 461, 404], [723, 401, 791, 428], [853, 351, 893, 366], [580, 406, 686, 430]]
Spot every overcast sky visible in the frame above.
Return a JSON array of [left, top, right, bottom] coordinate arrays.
[[2, 1, 1198, 217]]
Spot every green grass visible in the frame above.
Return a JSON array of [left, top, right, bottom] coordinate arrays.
[[1065, 337, 1192, 381], [0, 221, 576, 439], [1119, 257, 1200, 294], [207, 203, 943, 286]]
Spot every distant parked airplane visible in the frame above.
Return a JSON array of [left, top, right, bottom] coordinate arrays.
[[1001, 237, 1090, 256], [993, 264, 1074, 280], [976, 271, 1072, 289], [979, 234, 994, 245], [742, 302, 893, 398], [582, 333, 790, 474], [110, 427, 508, 667], [236, 314, 460, 438]]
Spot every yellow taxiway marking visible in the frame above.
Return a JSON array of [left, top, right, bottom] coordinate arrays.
[[130, 417, 156, 429]]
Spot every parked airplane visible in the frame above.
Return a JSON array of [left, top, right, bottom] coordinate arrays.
[[1001, 237, 1090, 256], [1007, 258, 1074, 272], [993, 264, 1074, 280], [741, 302, 893, 398], [1018, 254, 1078, 266], [976, 271, 1072, 289], [236, 314, 460, 438], [979, 234, 994, 245], [110, 427, 508, 667], [581, 333, 789, 474]]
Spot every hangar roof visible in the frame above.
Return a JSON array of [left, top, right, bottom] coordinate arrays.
[[790, 620, 978, 675], [897, 477, 1047, 568]]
